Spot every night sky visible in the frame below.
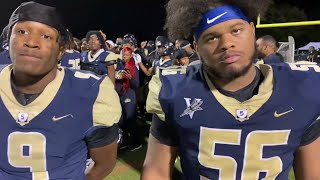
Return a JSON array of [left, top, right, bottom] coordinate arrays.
[[0, 0, 167, 43], [0, 0, 318, 44]]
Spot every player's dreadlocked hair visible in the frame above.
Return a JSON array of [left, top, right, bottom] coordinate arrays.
[[164, 0, 273, 41]]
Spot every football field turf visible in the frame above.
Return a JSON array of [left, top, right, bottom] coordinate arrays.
[[104, 143, 183, 180]]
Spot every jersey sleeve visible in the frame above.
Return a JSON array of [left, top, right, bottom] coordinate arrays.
[[93, 76, 121, 126], [104, 52, 119, 66], [85, 76, 122, 148], [85, 124, 120, 148], [146, 73, 166, 121], [0, 64, 9, 72], [300, 117, 320, 146], [150, 114, 179, 146], [146, 72, 180, 146]]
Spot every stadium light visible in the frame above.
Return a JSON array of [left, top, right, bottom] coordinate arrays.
[[256, 15, 320, 28]]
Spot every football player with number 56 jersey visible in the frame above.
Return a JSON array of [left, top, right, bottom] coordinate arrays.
[[142, 0, 320, 180], [0, 2, 121, 180]]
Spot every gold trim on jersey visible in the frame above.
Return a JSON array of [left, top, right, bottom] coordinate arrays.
[[204, 64, 273, 122], [65, 49, 74, 53], [159, 58, 172, 66], [0, 65, 64, 126], [146, 73, 166, 121], [88, 49, 104, 62], [93, 77, 121, 126], [160, 65, 187, 76], [105, 51, 119, 62]]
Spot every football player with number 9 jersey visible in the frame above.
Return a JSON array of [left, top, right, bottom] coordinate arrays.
[[0, 2, 121, 180]]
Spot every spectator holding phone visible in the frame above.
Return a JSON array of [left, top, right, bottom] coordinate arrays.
[[115, 47, 143, 151]]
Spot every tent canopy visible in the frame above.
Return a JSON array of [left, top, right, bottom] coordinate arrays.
[[298, 42, 320, 50]]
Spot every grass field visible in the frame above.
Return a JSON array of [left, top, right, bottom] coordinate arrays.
[[105, 143, 183, 180]]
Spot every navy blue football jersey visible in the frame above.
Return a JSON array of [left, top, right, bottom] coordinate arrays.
[[0, 49, 11, 64], [60, 49, 82, 69], [152, 58, 173, 74], [0, 65, 121, 179], [81, 49, 117, 75], [147, 63, 320, 180]]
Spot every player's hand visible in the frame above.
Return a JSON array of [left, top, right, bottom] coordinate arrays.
[[99, 30, 106, 41], [115, 71, 123, 79], [141, 41, 147, 49], [123, 71, 132, 79]]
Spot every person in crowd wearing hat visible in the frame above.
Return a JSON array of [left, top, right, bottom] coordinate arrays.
[[139, 36, 174, 77], [0, 2, 122, 179], [106, 40, 115, 52], [174, 49, 190, 66], [180, 40, 200, 63]]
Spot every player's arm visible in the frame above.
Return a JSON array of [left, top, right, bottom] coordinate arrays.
[[106, 64, 115, 85], [141, 115, 179, 180], [105, 52, 120, 85], [293, 120, 320, 180], [141, 73, 178, 180], [86, 126, 119, 180], [135, 48, 151, 65], [86, 76, 122, 179], [139, 62, 153, 76]]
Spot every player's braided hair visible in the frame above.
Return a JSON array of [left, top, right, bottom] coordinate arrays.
[[164, 0, 273, 41]]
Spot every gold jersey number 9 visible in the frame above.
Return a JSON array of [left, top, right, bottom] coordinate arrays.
[[8, 132, 48, 180]]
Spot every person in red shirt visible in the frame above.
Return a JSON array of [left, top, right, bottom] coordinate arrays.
[[115, 47, 143, 151]]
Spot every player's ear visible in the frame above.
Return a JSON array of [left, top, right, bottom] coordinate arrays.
[[193, 39, 199, 52], [249, 22, 256, 37]]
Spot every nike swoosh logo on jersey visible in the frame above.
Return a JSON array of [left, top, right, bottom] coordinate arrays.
[[52, 114, 74, 121], [207, 12, 228, 24], [274, 107, 294, 118]]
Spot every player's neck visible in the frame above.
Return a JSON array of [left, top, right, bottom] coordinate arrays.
[[264, 51, 273, 57], [11, 68, 58, 94], [213, 65, 257, 92], [90, 49, 101, 56], [163, 56, 171, 61]]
